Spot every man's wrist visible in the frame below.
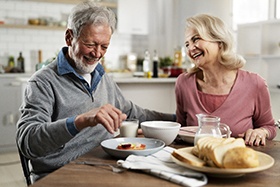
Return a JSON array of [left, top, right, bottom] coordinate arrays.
[[66, 116, 79, 136]]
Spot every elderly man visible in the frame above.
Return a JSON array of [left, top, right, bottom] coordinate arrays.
[[16, 0, 175, 183]]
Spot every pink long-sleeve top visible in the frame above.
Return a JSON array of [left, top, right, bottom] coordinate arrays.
[[175, 69, 277, 140]]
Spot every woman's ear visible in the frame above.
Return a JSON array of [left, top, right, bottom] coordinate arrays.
[[219, 42, 223, 49], [65, 29, 73, 46]]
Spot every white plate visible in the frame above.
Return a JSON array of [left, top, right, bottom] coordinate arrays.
[[178, 126, 198, 144], [171, 147, 275, 178], [101, 137, 165, 159]]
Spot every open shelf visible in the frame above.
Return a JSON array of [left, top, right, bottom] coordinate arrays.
[[26, 0, 117, 8], [0, 24, 66, 30]]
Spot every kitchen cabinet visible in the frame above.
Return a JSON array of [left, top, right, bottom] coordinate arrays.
[[114, 78, 176, 113], [0, 76, 24, 152], [117, 0, 149, 35], [237, 20, 280, 119], [237, 20, 280, 90]]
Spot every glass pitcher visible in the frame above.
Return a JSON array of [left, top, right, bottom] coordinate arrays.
[[194, 114, 231, 145]]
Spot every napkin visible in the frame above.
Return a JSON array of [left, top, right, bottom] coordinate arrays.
[[117, 146, 207, 187]]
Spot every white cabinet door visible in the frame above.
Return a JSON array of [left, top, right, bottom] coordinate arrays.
[[117, 0, 149, 35], [237, 20, 280, 120], [116, 81, 176, 114], [0, 77, 22, 152]]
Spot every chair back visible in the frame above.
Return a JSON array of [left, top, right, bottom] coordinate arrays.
[[17, 145, 31, 186]]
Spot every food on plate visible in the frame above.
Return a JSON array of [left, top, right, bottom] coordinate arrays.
[[172, 137, 259, 169], [117, 142, 146, 150], [172, 148, 206, 167], [223, 147, 259, 168]]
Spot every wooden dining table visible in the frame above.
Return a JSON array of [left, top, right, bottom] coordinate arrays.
[[30, 139, 280, 187]]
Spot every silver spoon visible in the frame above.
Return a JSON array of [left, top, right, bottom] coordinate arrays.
[[76, 161, 125, 173]]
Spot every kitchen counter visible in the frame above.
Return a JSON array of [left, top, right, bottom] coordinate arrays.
[[0, 73, 33, 78], [115, 77, 177, 113], [113, 77, 177, 83], [0, 73, 177, 82], [1, 73, 177, 114]]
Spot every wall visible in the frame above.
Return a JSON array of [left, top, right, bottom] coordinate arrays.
[[0, 0, 148, 73], [176, 0, 233, 47], [146, 0, 233, 68], [0, 0, 234, 74]]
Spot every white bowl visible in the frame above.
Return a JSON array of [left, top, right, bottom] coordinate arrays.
[[140, 121, 181, 145]]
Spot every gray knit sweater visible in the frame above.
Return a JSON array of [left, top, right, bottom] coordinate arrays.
[[16, 47, 175, 182]]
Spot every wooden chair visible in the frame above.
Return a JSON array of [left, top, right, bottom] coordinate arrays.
[[17, 145, 31, 186]]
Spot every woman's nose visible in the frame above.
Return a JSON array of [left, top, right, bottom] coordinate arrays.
[[188, 42, 196, 50]]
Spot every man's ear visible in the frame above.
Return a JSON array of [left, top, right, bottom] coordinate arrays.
[[65, 29, 73, 46]]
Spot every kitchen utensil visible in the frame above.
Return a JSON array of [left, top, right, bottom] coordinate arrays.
[[194, 114, 231, 145], [120, 119, 139, 137], [178, 126, 199, 144], [101, 137, 165, 159], [140, 121, 181, 145], [76, 161, 125, 173], [171, 147, 274, 178]]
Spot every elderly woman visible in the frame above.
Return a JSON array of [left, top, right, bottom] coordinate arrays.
[[175, 14, 277, 146]]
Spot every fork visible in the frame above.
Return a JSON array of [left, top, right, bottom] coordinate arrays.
[[76, 161, 125, 173]]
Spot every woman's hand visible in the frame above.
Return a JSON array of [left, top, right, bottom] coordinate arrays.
[[75, 104, 127, 134], [238, 128, 268, 146]]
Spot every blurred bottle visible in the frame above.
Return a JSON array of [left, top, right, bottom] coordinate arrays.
[[174, 46, 182, 67], [152, 50, 159, 78], [8, 56, 15, 68], [17, 52, 25, 73], [142, 49, 151, 78], [36, 50, 43, 71]]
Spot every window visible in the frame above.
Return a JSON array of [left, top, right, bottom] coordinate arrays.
[[232, 0, 269, 30], [277, 0, 280, 18]]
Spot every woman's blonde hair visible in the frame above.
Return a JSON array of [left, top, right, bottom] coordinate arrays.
[[185, 14, 245, 73]]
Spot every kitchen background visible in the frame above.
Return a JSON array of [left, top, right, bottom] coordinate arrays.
[[0, 0, 280, 153], [0, 0, 233, 73], [1, 1, 280, 186]]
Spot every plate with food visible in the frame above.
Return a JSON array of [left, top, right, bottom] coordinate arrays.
[[171, 137, 275, 177], [101, 137, 165, 159], [178, 126, 198, 144]]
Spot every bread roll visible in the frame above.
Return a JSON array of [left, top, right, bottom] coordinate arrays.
[[173, 137, 259, 169], [210, 138, 246, 168], [223, 147, 259, 168]]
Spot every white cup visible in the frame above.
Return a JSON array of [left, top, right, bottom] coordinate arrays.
[[120, 119, 139, 137]]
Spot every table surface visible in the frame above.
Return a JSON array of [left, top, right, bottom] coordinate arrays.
[[30, 140, 280, 187]]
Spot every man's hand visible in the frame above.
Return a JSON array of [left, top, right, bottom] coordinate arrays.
[[74, 104, 127, 134]]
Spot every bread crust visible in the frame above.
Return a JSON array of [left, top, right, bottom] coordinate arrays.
[[223, 147, 259, 168], [172, 148, 206, 167], [172, 137, 259, 169]]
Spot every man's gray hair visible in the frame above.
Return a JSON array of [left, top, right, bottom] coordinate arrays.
[[67, 0, 116, 38]]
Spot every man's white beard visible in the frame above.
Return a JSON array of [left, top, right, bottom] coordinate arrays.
[[75, 60, 98, 74], [73, 55, 98, 74]]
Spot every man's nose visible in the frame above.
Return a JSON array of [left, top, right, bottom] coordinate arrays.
[[90, 46, 102, 58]]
